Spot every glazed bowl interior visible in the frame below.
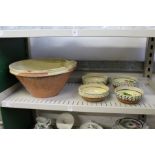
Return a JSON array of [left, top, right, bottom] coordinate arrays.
[[115, 86, 144, 104], [79, 84, 109, 102]]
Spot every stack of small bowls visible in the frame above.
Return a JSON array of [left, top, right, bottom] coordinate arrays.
[[79, 73, 110, 102], [112, 75, 144, 104]]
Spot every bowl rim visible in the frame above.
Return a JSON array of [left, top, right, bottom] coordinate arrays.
[[82, 72, 108, 84], [114, 86, 144, 101], [112, 75, 138, 87], [9, 58, 77, 77]]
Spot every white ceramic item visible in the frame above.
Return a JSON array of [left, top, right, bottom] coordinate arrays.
[[35, 116, 52, 129], [56, 113, 74, 129], [80, 121, 103, 129]]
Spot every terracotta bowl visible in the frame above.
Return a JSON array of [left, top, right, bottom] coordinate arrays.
[[16, 71, 72, 98], [9, 59, 77, 98]]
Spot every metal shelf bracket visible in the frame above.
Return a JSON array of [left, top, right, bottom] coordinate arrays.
[[144, 37, 155, 78]]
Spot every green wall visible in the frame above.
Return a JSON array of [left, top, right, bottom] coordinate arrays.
[[0, 38, 34, 129], [0, 38, 28, 92]]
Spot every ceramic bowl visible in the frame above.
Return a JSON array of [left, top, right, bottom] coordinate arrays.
[[35, 116, 52, 129], [112, 118, 149, 129], [82, 73, 108, 85], [9, 59, 77, 98], [112, 75, 137, 88], [80, 121, 103, 129], [115, 86, 144, 104], [78, 84, 109, 102], [56, 113, 74, 129]]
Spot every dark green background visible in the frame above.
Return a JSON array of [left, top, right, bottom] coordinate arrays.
[[0, 38, 34, 129]]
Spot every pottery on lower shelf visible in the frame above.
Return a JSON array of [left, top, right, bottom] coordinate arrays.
[[0, 121, 3, 129], [9, 58, 77, 98], [82, 72, 108, 85], [78, 84, 109, 102], [34, 116, 52, 129], [112, 75, 137, 88], [115, 86, 144, 104], [56, 113, 74, 129], [80, 121, 103, 129], [112, 118, 149, 129]]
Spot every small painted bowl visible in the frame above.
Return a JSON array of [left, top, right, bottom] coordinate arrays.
[[82, 73, 108, 85], [115, 86, 144, 104], [112, 118, 149, 129], [78, 84, 109, 102], [112, 75, 137, 88]]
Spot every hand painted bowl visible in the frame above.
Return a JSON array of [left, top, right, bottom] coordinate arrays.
[[112, 118, 149, 129], [82, 73, 108, 85], [115, 86, 144, 104], [112, 75, 137, 88], [78, 84, 109, 102], [9, 58, 77, 98]]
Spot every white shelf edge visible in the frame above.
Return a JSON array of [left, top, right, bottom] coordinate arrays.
[[1, 28, 155, 37], [2, 78, 155, 115], [2, 100, 155, 115]]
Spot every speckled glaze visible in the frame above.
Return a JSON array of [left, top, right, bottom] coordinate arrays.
[[79, 84, 109, 102], [82, 73, 108, 85], [115, 86, 144, 104], [112, 75, 137, 88]]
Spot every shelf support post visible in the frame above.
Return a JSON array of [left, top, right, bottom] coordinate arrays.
[[144, 37, 155, 78]]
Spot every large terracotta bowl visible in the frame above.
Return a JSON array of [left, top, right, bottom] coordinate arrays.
[[9, 59, 77, 98]]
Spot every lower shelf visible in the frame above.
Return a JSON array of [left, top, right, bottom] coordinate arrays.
[[1, 78, 155, 115]]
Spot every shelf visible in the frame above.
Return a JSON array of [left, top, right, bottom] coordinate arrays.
[[1, 26, 155, 37], [2, 78, 155, 115]]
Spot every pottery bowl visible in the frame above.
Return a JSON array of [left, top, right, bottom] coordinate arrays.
[[79, 84, 109, 102], [82, 72, 108, 85], [56, 113, 74, 129], [115, 86, 144, 104], [112, 75, 137, 88], [112, 118, 149, 129], [9, 59, 77, 98]]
